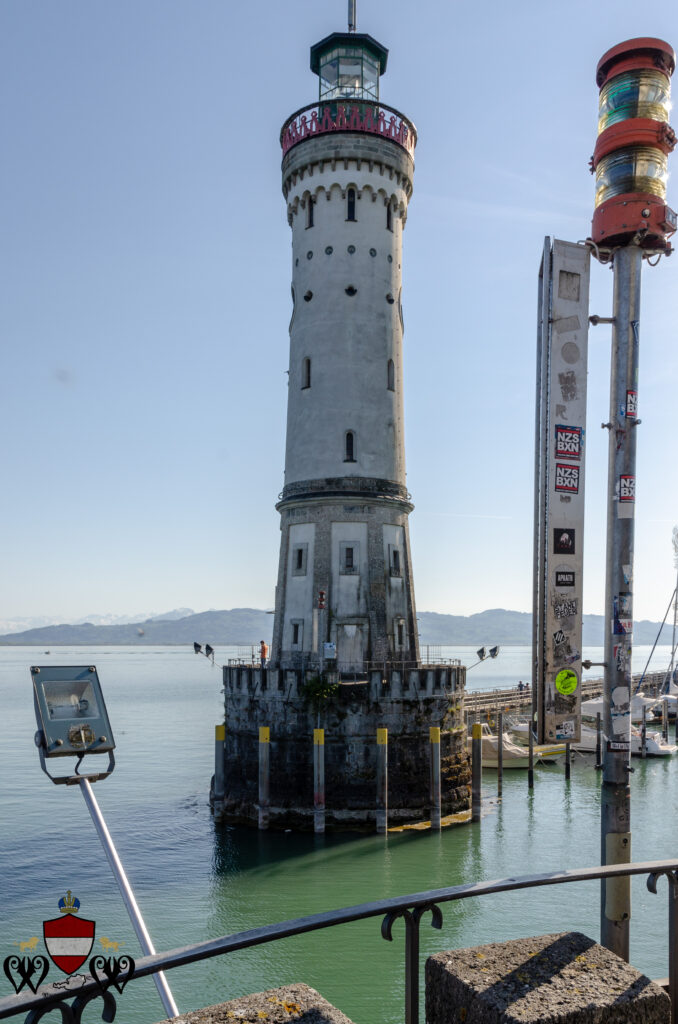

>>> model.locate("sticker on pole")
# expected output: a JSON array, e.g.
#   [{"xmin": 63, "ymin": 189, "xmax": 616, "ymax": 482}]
[{"xmin": 555, "ymin": 668, "xmax": 578, "ymax": 695}]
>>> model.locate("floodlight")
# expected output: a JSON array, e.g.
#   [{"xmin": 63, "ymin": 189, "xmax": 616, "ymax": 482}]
[{"xmin": 32, "ymin": 665, "xmax": 115, "ymax": 785}]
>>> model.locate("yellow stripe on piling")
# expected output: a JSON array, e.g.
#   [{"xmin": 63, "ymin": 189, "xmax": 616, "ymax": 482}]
[
  {"xmin": 314, "ymin": 728, "xmax": 324, "ymax": 746},
  {"xmin": 472, "ymin": 723, "xmax": 482, "ymax": 740},
  {"xmin": 377, "ymin": 728, "xmax": 388, "ymax": 745},
  {"xmin": 429, "ymin": 727, "xmax": 441, "ymax": 743},
  {"xmin": 259, "ymin": 727, "xmax": 270, "ymax": 743},
  {"xmin": 215, "ymin": 724, "xmax": 225, "ymax": 741}
]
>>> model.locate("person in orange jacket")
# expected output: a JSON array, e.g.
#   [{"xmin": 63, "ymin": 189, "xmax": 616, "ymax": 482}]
[{"xmin": 260, "ymin": 640, "xmax": 269, "ymax": 669}]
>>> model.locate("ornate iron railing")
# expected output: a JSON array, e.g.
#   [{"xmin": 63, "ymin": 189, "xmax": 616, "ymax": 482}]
[
  {"xmin": 2, "ymin": 860, "xmax": 678, "ymax": 1024},
  {"xmin": 280, "ymin": 100, "xmax": 417, "ymax": 157}
]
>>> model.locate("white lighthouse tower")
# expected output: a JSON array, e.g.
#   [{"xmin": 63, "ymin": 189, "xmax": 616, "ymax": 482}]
[{"xmin": 271, "ymin": 6, "xmax": 419, "ymax": 672}]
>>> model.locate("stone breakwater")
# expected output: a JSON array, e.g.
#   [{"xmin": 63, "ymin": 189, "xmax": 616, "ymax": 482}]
[{"xmin": 215, "ymin": 665, "xmax": 470, "ymax": 830}]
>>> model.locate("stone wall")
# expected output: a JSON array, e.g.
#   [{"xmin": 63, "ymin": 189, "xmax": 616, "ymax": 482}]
[{"xmin": 214, "ymin": 664, "xmax": 470, "ymax": 830}]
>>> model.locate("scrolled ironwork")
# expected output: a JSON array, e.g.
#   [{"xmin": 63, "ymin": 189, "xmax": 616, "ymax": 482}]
[
  {"xmin": 89, "ymin": 956, "xmax": 135, "ymax": 995},
  {"xmin": 2, "ymin": 959, "xmax": 49, "ymax": 997}
]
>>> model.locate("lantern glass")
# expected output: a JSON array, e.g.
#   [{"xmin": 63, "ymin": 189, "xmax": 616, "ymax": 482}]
[
  {"xmin": 598, "ymin": 70, "xmax": 672, "ymax": 134},
  {"xmin": 319, "ymin": 46, "xmax": 379, "ymax": 103},
  {"xmin": 595, "ymin": 146, "xmax": 668, "ymax": 207}
]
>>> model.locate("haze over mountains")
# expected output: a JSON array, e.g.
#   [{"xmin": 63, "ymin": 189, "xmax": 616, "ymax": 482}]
[{"xmin": 0, "ymin": 608, "xmax": 674, "ymax": 647}]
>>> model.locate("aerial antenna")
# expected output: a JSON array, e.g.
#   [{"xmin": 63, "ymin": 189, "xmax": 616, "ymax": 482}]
[{"xmin": 348, "ymin": 0, "xmax": 356, "ymax": 32}]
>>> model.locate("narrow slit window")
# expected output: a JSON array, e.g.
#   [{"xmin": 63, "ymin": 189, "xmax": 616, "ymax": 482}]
[
  {"xmin": 295, "ymin": 548, "xmax": 303, "ymax": 570},
  {"xmin": 302, "ymin": 357, "xmax": 311, "ymax": 389},
  {"xmin": 306, "ymin": 197, "xmax": 314, "ymax": 229},
  {"xmin": 292, "ymin": 623, "xmax": 300, "ymax": 644},
  {"xmin": 386, "ymin": 203, "xmax": 393, "ymax": 231},
  {"xmin": 347, "ymin": 188, "xmax": 356, "ymax": 222},
  {"xmin": 397, "ymin": 622, "xmax": 404, "ymax": 647},
  {"xmin": 344, "ymin": 431, "xmax": 356, "ymax": 462},
  {"xmin": 392, "ymin": 549, "xmax": 400, "ymax": 574},
  {"xmin": 387, "ymin": 359, "xmax": 395, "ymax": 391},
  {"xmin": 345, "ymin": 547, "xmax": 354, "ymax": 570}
]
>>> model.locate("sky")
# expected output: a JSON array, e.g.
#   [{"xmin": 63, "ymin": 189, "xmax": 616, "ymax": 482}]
[{"xmin": 3, "ymin": 0, "xmax": 678, "ymax": 627}]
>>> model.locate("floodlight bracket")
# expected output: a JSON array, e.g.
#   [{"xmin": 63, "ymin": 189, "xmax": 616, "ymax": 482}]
[{"xmin": 36, "ymin": 739, "xmax": 116, "ymax": 785}]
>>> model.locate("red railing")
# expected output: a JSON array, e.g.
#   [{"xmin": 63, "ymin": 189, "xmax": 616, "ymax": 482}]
[{"xmin": 280, "ymin": 101, "xmax": 417, "ymax": 157}]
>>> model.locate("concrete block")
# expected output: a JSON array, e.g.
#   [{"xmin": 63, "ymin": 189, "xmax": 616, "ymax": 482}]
[
  {"xmin": 155, "ymin": 982, "xmax": 355, "ymax": 1023},
  {"xmin": 426, "ymin": 932, "xmax": 670, "ymax": 1024}
]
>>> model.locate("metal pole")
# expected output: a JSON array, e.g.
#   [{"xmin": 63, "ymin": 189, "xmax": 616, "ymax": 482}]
[
  {"xmin": 78, "ymin": 779, "xmax": 179, "ymax": 1020},
  {"xmin": 430, "ymin": 727, "xmax": 441, "ymax": 830},
  {"xmin": 214, "ymin": 723, "xmax": 225, "ymax": 804},
  {"xmin": 601, "ymin": 243, "xmax": 642, "ymax": 960},
  {"xmin": 258, "ymin": 726, "xmax": 270, "ymax": 830},
  {"xmin": 565, "ymin": 742, "xmax": 571, "ymax": 782},
  {"xmin": 663, "ymin": 699, "xmax": 669, "ymax": 743},
  {"xmin": 471, "ymin": 723, "xmax": 482, "ymax": 822},
  {"xmin": 376, "ymin": 728, "xmax": 388, "ymax": 834},
  {"xmin": 669, "ymin": 873, "xmax": 678, "ymax": 1024},
  {"xmin": 641, "ymin": 706, "xmax": 647, "ymax": 759},
  {"xmin": 528, "ymin": 720, "xmax": 534, "ymax": 790},
  {"xmin": 497, "ymin": 711, "xmax": 503, "ymax": 798},
  {"xmin": 596, "ymin": 712, "xmax": 602, "ymax": 767},
  {"xmin": 313, "ymin": 728, "xmax": 325, "ymax": 834}
]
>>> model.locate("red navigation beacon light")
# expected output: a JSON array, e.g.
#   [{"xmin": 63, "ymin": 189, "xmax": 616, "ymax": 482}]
[{"xmin": 591, "ymin": 37, "xmax": 677, "ymax": 253}]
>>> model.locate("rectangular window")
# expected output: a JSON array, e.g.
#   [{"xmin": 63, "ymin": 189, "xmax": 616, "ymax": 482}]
[
  {"xmin": 340, "ymin": 541, "xmax": 359, "ymax": 574},
  {"xmin": 397, "ymin": 622, "xmax": 404, "ymax": 647},
  {"xmin": 389, "ymin": 545, "xmax": 401, "ymax": 577},
  {"xmin": 290, "ymin": 620, "xmax": 304, "ymax": 648},
  {"xmin": 291, "ymin": 544, "xmax": 308, "ymax": 577}
]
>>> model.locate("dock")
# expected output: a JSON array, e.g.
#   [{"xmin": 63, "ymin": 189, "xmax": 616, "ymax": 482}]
[{"xmin": 465, "ymin": 671, "xmax": 668, "ymax": 715}]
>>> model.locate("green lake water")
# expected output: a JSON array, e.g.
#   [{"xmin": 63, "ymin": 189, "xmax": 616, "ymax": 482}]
[{"xmin": 1, "ymin": 645, "xmax": 676, "ymax": 1023}]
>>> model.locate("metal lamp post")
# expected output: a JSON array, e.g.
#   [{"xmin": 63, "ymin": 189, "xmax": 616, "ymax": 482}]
[
  {"xmin": 31, "ymin": 664, "xmax": 180, "ymax": 1019},
  {"xmin": 589, "ymin": 38, "xmax": 676, "ymax": 959}
]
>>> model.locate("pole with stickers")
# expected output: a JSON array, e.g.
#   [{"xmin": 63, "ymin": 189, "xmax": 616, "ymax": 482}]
[{"xmin": 589, "ymin": 37, "xmax": 676, "ymax": 960}]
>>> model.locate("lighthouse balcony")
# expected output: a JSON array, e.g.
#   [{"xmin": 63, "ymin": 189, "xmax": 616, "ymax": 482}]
[{"xmin": 280, "ymin": 100, "xmax": 417, "ymax": 158}]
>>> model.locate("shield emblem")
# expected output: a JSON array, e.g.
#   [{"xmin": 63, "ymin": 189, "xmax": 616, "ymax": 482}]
[{"xmin": 43, "ymin": 914, "xmax": 95, "ymax": 975}]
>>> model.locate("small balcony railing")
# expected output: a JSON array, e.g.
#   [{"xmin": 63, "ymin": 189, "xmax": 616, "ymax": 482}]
[
  {"xmin": 280, "ymin": 100, "xmax": 417, "ymax": 158},
  {"xmin": 2, "ymin": 860, "xmax": 678, "ymax": 1024}
]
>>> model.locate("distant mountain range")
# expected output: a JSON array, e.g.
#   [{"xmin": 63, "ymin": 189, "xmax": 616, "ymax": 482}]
[{"xmin": 0, "ymin": 607, "xmax": 674, "ymax": 647}]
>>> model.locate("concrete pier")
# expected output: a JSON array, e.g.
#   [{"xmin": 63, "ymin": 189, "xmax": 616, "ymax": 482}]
[{"xmin": 426, "ymin": 932, "xmax": 670, "ymax": 1024}]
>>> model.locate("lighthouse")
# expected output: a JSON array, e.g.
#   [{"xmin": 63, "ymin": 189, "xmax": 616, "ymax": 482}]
[
  {"xmin": 216, "ymin": 6, "xmax": 470, "ymax": 832},
  {"xmin": 271, "ymin": 6, "xmax": 419, "ymax": 673}
]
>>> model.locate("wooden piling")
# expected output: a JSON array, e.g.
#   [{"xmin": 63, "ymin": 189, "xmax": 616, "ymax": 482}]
[
  {"xmin": 528, "ymin": 720, "xmax": 534, "ymax": 790},
  {"xmin": 258, "ymin": 726, "xmax": 270, "ymax": 830},
  {"xmin": 313, "ymin": 728, "xmax": 325, "ymax": 834},
  {"xmin": 641, "ymin": 706, "xmax": 647, "ymax": 758},
  {"xmin": 497, "ymin": 711, "xmax": 503, "ymax": 797},
  {"xmin": 596, "ymin": 712, "xmax": 602, "ymax": 766},
  {"xmin": 430, "ymin": 727, "xmax": 441, "ymax": 830},
  {"xmin": 214, "ymin": 724, "xmax": 225, "ymax": 803},
  {"xmin": 663, "ymin": 699, "xmax": 669, "ymax": 742},
  {"xmin": 565, "ymin": 742, "xmax": 571, "ymax": 781},
  {"xmin": 376, "ymin": 728, "xmax": 388, "ymax": 834},
  {"xmin": 471, "ymin": 723, "xmax": 482, "ymax": 822}
]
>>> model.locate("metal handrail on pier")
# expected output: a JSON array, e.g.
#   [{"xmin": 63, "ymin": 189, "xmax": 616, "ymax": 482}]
[
  {"xmin": 466, "ymin": 671, "xmax": 668, "ymax": 715},
  {"xmin": 3, "ymin": 859, "xmax": 678, "ymax": 1024}
]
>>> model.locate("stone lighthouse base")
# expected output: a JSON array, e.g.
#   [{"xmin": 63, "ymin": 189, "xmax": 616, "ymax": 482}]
[{"xmin": 212, "ymin": 664, "xmax": 470, "ymax": 831}]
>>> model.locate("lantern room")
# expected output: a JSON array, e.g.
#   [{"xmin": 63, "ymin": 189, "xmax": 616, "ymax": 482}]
[{"xmin": 310, "ymin": 32, "xmax": 388, "ymax": 104}]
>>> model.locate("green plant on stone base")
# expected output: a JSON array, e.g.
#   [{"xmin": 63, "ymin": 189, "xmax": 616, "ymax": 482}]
[{"xmin": 301, "ymin": 674, "xmax": 339, "ymax": 719}]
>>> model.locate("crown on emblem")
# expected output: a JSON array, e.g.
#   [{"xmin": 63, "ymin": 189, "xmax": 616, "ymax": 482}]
[{"xmin": 58, "ymin": 890, "xmax": 80, "ymax": 915}]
